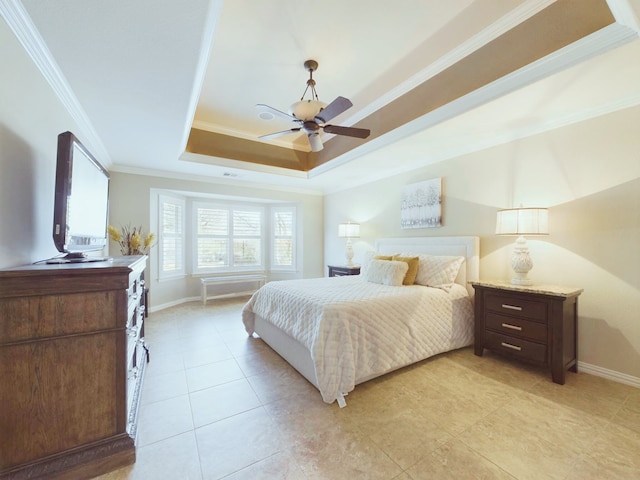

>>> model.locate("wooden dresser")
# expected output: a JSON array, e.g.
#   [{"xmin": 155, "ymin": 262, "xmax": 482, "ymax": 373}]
[
  {"xmin": 471, "ymin": 281, "xmax": 582, "ymax": 385},
  {"xmin": 0, "ymin": 256, "xmax": 148, "ymax": 480}
]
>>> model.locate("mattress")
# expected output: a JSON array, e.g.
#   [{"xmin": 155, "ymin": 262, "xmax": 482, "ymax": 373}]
[{"xmin": 242, "ymin": 275, "xmax": 474, "ymax": 405}]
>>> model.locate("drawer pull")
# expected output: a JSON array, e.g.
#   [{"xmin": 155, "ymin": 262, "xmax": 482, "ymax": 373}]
[
  {"xmin": 127, "ymin": 325, "xmax": 141, "ymax": 338},
  {"xmin": 501, "ymin": 342, "xmax": 522, "ymax": 351},
  {"xmin": 501, "ymin": 304, "xmax": 522, "ymax": 311},
  {"xmin": 501, "ymin": 323, "xmax": 522, "ymax": 331},
  {"xmin": 127, "ymin": 367, "xmax": 139, "ymax": 380}
]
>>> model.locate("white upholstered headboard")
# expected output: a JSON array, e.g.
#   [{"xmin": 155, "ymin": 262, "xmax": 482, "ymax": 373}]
[{"xmin": 374, "ymin": 236, "xmax": 480, "ymax": 297}]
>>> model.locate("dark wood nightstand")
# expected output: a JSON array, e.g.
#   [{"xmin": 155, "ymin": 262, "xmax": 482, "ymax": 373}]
[
  {"xmin": 328, "ymin": 265, "xmax": 361, "ymax": 277},
  {"xmin": 471, "ymin": 281, "xmax": 583, "ymax": 385}
]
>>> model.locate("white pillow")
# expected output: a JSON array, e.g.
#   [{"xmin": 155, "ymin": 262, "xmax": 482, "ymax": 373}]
[
  {"xmin": 359, "ymin": 250, "xmax": 376, "ymax": 277},
  {"xmin": 366, "ymin": 259, "xmax": 409, "ymax": 286},
  {"xmin": 359, "ymin": 251, "xmax": 395, "ymax": 277},
  {"xmin": 409, "ymin": 254, "xmax": 465, "ymax": 288}
]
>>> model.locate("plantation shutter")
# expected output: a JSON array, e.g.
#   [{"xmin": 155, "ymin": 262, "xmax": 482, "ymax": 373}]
[
  {"xmin": 272, "ymin": 207, "xmax": 295, "ymax": 269},
  {"xmin": 193, "ymin": 203, "xmax": 264, "ymax": 272},
  {"xmin": 159, "ymin": 195, "xmax": 185, "ymax": 276}
]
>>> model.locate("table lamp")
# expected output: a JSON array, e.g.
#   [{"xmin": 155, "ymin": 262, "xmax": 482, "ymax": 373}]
[
  {"xmin": 338, "ymin": 222, "xmax": 360, "ymax": 267},
  {"xmin": 496, "ymin": 208, "xmax": 548, "ymax": 285}
]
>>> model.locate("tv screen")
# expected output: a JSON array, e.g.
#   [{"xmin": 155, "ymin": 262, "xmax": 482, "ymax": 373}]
[{"xmin": 51, "ymin": 131, "xmax": 110, "ymax": 262}]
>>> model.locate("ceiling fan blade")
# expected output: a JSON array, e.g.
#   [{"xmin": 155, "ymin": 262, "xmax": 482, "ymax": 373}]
[
  {"xmin": 259, "ymin": 128, "xmax": 301, "ymax": 140},
  {"xmin": 314, "ymin": 96, "xmax": 353, "ymax": 124},
  {"xmin": 256, "ymin": 104, "xmax": 297, "ymax": 122},
  {"xmin": 323, "ymin": 124, "xmax": 370, "ymax": 139},
  {"xmin": 308, "ymin": 133, "xmax": 323, "ymax": 152}
]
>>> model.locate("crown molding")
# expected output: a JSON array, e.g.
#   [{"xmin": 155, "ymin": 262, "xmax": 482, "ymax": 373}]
[
  {"xmin": 179, "ymin": 152, "xmax": 310, "ymax": 179},
  {"xmin": 111, "ymin": 160, "xmax": 323, "ymax": 196},
  {"xmin": 191, "ymin": 119, "xmax": 313, "ymax": 152},
  {"xmin": 179, "ymin": 0, "xmax": 224, "ymax": 152},
  {"xmin": 607, "ymin": 0, "xmax": 640, "ymax": 33},
  {"xmin": 387, "ymin": 23, "xmax": 637, "ymax": 150},
  {"xmin": 314, "ymin": 22, "xmax": 640, "ymax": 186},
  {"xmin": 342, "ymin": 0, "xmax": 556, "ymax": 127},
  {"xmin": 0, "ymin": 0, "xmax": 111, "ymax": 165}
]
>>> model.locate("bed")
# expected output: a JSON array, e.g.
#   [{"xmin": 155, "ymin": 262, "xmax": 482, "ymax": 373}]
[{"xmin": 242, "ymin": 236, "xmax": 479, "ymax": 407}]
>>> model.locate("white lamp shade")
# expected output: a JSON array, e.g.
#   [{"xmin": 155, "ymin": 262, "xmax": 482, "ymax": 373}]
[
  {"xmin": 495, "ymin": 208, "xmax": 549, "ymax": 236},
  {"xmin": 289, "ymin": 99, "xmax": 327, "ymax": 120},
  {"xmin": 338, "ymin": 222, "xmax": 360, "ymax": 238}
]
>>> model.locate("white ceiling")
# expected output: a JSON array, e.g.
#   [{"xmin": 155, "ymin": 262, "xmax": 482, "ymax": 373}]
[{"xmin": 11, "ymin": 0, "xmax": 640, "ymax": 194}]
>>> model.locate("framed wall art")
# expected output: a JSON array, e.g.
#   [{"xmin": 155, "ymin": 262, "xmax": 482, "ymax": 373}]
[{"xmin": 400, "ymin": 178, "xmax": 442, "ymax": 229}]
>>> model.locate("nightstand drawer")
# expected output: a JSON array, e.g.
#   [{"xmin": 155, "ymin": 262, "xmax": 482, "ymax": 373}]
[
  {"xmin": 328, "ymin": 265, "xmax": 361, "ymax": 277},
  {"xmin": 485, "ymin": 293, "xmax": 547, "ymax": 322},
  {"xmin": 485, "ymin": 312, "xmax": 547, "ymax": 342},
  {"xmin": 484, "ymin": 330, "xmax": 547, "ymax": 363}
]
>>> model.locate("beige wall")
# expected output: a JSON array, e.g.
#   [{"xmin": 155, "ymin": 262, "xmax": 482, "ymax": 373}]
[
  {"xmin": 0, "ymin": 17, "xmax": 87, "ymax": 267},
  {"xmin": 325, "ymin": 105, "xmax": 640, "ymax": 379},
  {"xmin": 108, "ymin": 172, "xmax": 324, "ymax": 309}
]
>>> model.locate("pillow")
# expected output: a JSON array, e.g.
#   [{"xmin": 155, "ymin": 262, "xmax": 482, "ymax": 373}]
[
  {"xmin": 366, "ymin": 259, "xmax": 409, "ymax": 286},
  {"xmin": 411, "ymin": 254, "xmax": 465, "ymax": 289},
  {"xmin": 359, "ymin": 251, "xmax": 375, "ymax": 277},
  {"xmin": 360, "ymin": 252, "xmax": 396, "ymax": 277},
  {"xmin": 392, "ymin": 255, "xmax": 419, "ymax": 285}
]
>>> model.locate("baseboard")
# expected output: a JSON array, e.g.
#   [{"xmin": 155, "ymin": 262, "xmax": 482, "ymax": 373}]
[
  {"xmin": 578, "ymin": 361, "xmax": 640, "ymax": 388},
  {"xmin": 148, "ymin": 296, "xmax": 200, "ymax": 313},
  {"xmin": 148, "ymin": 294, "xmax": 252, "ymax": 313}
]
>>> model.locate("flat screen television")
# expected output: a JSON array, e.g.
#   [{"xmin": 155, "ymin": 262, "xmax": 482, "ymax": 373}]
[{"xmin": 50, "ymin": 131, "xmax": 110, "ymax": 262}]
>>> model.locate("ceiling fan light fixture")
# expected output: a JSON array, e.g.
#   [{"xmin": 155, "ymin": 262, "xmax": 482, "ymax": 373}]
[
  {"xmin": 308, "ymin": 133, "xmax": 323, "ymax": 152},
  {"xmin": 289, "ymin": 99, "xmax": 326, "ymax": 121},
  {"xmin": 257, "ymin": 59, "xmax": 370, "ymax": 151}
]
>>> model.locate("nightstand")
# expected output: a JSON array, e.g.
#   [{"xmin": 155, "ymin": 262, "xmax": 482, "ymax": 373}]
[
  {"xmin": 328, "ymin": 265, "xmax": 361, "ymax": 277},
  {"xmin": 471, "ymin": 281, "xmax": 583, "ymax": 385}
]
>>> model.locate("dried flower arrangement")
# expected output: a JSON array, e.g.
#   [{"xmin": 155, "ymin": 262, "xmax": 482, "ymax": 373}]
[{"xmin": 108, "ymin": 224, "xmax": 155, "ymax": 256}]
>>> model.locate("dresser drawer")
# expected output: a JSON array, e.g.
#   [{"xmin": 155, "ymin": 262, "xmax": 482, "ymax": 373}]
[
  {"xmin": 485, "ymin": 293, "xmax": 547, "ymax": 322},
  {"xmin": 485, "ymin": 312, "xmax": 547, "ymax": 342},
  {"xmin": 484, "ymin": 330, "xmax": 547, "ymax": 363}
]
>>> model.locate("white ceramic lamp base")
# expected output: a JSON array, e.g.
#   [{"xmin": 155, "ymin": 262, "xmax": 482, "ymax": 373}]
[
  {"xmin": 345, "ymin": 238, "xmax": 354, "ymax": 267},
  {"xmin": 510, "ymin": 236, "xmax": 534, "ymax": 286}
]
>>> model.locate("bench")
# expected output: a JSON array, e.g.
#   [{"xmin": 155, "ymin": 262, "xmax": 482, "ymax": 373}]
[{"xmin": 200, "ymin": 274, "xmax": 266, "ymax": 305}]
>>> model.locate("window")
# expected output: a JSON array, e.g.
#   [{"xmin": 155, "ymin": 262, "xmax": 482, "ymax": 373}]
[
  {"xmin": 272, "ymin": 206, "xmax": 296, "ymax": 270},
  {"xmin": 194, "ymin": 202, "xmax": 264, "ymax": 273},
  {"xmin": 159, "ymin": 194, "xmax": 185, "ymax": 278}
]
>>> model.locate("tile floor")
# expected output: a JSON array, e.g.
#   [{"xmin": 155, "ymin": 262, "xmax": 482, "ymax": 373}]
[{"xmin": 97, "ymin": 298, "xmax": 640, "ymax": 480}]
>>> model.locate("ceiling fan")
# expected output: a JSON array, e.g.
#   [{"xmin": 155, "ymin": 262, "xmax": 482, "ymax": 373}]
[{"xmin": 256, "ymin": 59, "xmax": 370, "ymax": 152}]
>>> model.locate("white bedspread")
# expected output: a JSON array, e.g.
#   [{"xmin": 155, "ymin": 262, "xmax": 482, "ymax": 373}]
[{"xmin": 242, "ymin": 276, "xmax": 474, "ymax": 404}]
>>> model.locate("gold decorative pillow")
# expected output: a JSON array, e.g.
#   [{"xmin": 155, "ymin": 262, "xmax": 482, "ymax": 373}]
[
  {"xmin": 392, "ymin": 255, "xmax": 420, "ymax": 285},
  {"xmin": 373, "ymin": 255, "xmax": 394, "ymax": 261}
]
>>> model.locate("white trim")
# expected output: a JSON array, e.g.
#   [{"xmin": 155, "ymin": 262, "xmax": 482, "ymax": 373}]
[
  {"xmin": 179, "ymin": 0, "xmax": 224, "ymax": 152},
  {"xmin": 0, "ymin": 0, "xmax": 111, "ymax": 166},
  {"xmin": 148, "ymin": 296, "xmax": 199, "ymax": 313},
  {"xmin": 179, "ymin": 152, "xmax": 310, "ymax": 179},
  {"xmin": 578, "ymin": 361, "xmax": 640, "ymax": 388},
  {"xmin": 607, "ymin": 0, "xmax": 640, "ymax": 33},
  {"xmin": 312, "ymin": 22, "xmax": 639, "ymax": 182},
  {"xmin": 342, "ymin": 0, "xmax": 556, "ymax": 128},
  {"xmin": 191, "ymin": 119, "xmax": 309, "ymax": 152}
]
